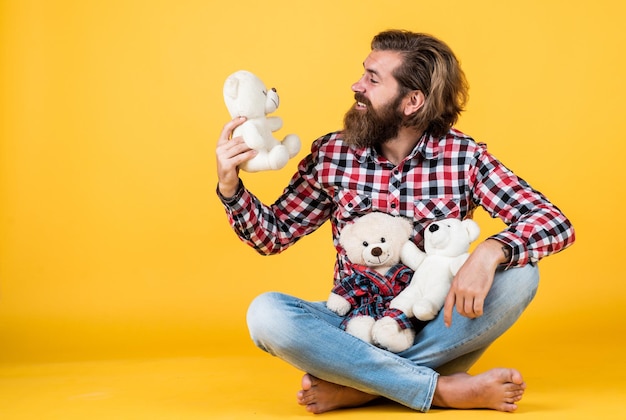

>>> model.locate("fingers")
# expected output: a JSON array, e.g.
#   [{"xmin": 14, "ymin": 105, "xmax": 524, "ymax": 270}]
[
  {"xmin": 216, "ymin": 117, "xmax": 256, "ymax": 167},
  {"xmin": 217, "ymin": 136, "xmax": 253, "ymax": 159},
  {"xmin": 218, "ymin": 116, "xmax": 247, "ymax": 146},
  {"xmin": 470, "ymin": 296, "xmax": 484, "ymax": 317},
  {"xmin": 443, "ymin": 289, "xmax": 455, "ymax": 327},
  {"xmin": 456, "ymin": 295, "xmax": 484, "ymax": 319},
  {"xmin": 443, "ymin": 287, "xmax": 486, "ymax": 328}
]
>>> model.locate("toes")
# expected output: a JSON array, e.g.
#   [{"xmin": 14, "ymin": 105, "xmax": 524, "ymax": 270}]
[
  {"xmin": 503, "ymin": 393, "xmax": 523, "ymax": 404},
  {"xmin": 301, "ymin": 373, "xmax": 314, "ymax": 390},
  {"xmin": 500, "ymin": 402, "xmax": 519, "ymax": 412},
  {"xmin": 305, "ymin": 403, "xmax": 322, "ymax": 414},
  {"xmin": 508, "ymin": 369, "xmax": 525, "ymax": 385},
  {"xmin": 296, "ymin": 390, "xmax": 306, "ymax": 405},
  {"xmin": 297, "ymin": 388, "xmax": 319, "ymax": 406}
]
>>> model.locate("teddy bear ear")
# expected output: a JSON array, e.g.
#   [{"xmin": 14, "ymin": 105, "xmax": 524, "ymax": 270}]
[
  {"xmin": 462, "ymin": 219, "xmax": 481, "ymax": 242},
  {"xmin": 400, "ymin": 217, "xmax": 414, "ymax": 238},
  {"xmin": 339, "ymin": 223, "xmax": 354, "ymax": 248},
  {"xmin": 223, "ymin": 75, "xmax": 239, "ymax": 99}
]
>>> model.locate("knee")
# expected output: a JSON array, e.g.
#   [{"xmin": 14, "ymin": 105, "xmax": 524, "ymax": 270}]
[
  {"xmin": 246, "ymin": 292, "xmax": 278, "ymax": 340},
  {"xmin": 513, "ymin": 264, "xmax": 539, "ymax": 301},
  {"xmin": 491, "ymin": 264, "xmax": 540, "ymax": 309},
  {"xmin": 246, "ymin": 292, "xmax": 292, "ymax": 352}
]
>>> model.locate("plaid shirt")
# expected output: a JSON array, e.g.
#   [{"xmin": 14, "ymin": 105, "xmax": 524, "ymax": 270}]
[
  {"xmin": 219, "ymin": 128, "xmax": 575, "ymax": 283},
  {"xmin": 332, "ymin": 264, "xmax": 415, "ymax": 330}
]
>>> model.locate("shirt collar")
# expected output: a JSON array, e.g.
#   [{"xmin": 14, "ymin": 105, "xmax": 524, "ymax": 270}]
[
  {"xmin": 416, "ymin": 131, "xmax": 441, "ymax": 160},
  {"xmin": 350, "ymin": 131, "xmax": 441, "ymax": 164}
]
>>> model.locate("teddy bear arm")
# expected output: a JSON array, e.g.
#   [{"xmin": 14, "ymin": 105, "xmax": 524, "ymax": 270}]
[
  {"xmin": 400, "ymin": 241, "xmax": 426, "ymax": 271},
  {"xmin": 326, "ymin": 292, "xmax": 352, "ymax": 316},
  {"xmin": 389, "ymin": 283, "xmax": 420, "ymax": 316},
  {"xmin": 266, "ymin": 116, "xmax": 283, "ymax": 132}
]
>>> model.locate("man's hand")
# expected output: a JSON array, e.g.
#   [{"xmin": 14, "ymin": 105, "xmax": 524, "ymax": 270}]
[
  {"xmin": 216, "ymin": 117, "xmax": 256, "ymax": 198},
  {"xmin": 443, "ymin": 239, "xmax": 508, "ymax": 327}
]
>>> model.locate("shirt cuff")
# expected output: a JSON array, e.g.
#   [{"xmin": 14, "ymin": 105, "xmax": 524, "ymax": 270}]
[
  {"xmin": 488, "ymin": 232, "xmax": 528, "ymax": 269},
  {"xmin": 216, "ymin": 179, "xmax": 244, "ymax": 206}
]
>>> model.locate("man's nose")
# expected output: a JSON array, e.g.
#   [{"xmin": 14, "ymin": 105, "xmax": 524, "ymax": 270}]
[{"xmin": 351, "ymin": 76, "xmax": 365, "ymax": 93}]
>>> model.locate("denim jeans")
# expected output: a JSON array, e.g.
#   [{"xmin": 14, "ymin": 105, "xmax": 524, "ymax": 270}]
[{"xmin": 246, "ymin": 264, "xmax": 539, "ymax": 412}]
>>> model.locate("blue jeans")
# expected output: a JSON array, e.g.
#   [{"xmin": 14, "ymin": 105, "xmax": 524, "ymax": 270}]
[{"xmin": 246, "ymin": 264, "xmax": 539, "ymax": 412}]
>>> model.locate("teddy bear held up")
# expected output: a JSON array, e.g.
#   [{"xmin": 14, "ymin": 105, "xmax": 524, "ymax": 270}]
[{"xmin": 223, "ymin": 70, "xmax": 301, "ymax": 172}]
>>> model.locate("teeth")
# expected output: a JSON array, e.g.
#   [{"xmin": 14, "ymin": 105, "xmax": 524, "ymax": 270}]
[{"xmin": 357, "ymin": 102, "xmax": 366, "ymax": 107}]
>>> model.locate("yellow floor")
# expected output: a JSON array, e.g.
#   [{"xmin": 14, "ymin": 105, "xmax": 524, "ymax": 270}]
[
  {"xmin": 1, "ymin": 337, "xmax": 625, "ymax": 420},
  {"xmin": 1, "ymin": 306, "xmax": 624, "ymax": 419}
]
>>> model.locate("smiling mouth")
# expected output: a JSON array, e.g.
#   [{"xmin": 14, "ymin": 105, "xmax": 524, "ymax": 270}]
[
  {"xmin": 354, "ymin": 94, "xmax": 369, "ymax": 110},
  {"xmin": 367, "ymin": 254, "xmax": 389, "ymax": 266}
]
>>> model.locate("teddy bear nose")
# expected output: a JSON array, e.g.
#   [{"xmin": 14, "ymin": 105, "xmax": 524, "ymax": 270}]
[
  {"xmin": 371, "ymin": 247, "xmax": 383, "ymax": 257},
  {"xmin": 429, "ymin": 224, "xmax": 439, "ymax": 233}
]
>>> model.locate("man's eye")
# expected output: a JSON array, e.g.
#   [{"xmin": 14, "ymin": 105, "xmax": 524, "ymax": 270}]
[{"xmin": 370, "ymin": 78, "xmax": 378, "ymax": 84}]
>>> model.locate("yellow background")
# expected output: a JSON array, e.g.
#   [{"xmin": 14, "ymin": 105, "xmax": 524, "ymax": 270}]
[{"xmin": 1, "ymin": 0, "xmax": 624, "ymax": 376}]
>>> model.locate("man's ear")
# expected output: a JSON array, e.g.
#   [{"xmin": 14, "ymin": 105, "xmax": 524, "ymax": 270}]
[{"xmin": 403, "ymin": 90, "xmax": 425, "ymax": 116}]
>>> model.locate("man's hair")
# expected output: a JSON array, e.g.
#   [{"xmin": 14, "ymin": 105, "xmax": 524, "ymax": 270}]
[{"xmin": 371, "ymin": 30, "xmax": 468, "ymax": 137}]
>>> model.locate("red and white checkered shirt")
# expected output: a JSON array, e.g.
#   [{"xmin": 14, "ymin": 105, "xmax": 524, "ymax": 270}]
[{"xmin": 219, "ymin": 128, "xmax": 575, "ymax": 283}]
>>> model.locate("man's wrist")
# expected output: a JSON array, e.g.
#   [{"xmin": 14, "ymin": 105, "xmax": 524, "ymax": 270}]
[
  {"xmin": 217, "ymin": 179, "xmax": 243, "ymax": 203},
  {"xmin": 501, "ymin": 244, "xmax": 512, "ymax": 262},
  {"xmin": 480, "ymin": 239, "xmax": 510, "ymax": 267}
]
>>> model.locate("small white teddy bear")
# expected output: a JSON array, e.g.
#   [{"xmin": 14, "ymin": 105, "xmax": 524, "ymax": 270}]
[
  {"xmin": 392, "ymin": 218, "xmax": 480, "ymax": 321},
  {"xmin": 223, "ymin": 70, "xmax": 301, "ymax": 172},
  {"xmin": 326, "ymin": 212, "xmax": 420, "ymax": 353}
]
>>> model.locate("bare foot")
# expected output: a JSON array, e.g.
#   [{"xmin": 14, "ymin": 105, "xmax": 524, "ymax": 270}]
[
  {"xmin": 296, "ymin": 374, "xmax": 378, "ymax": 414},
  {"xmin": 432, "ymin": 368, "xmax": 526, "ymax": 412}
]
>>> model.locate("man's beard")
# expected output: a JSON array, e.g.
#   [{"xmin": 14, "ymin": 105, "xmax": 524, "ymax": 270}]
[{"xmin": 342, "ymin": 93, "xmax": 405, "ymax": 148}]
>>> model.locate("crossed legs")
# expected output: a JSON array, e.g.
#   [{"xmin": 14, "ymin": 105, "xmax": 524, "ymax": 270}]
[{"xmin": 247, "ymin": 264, "xmax": 539, "ymax": 413}]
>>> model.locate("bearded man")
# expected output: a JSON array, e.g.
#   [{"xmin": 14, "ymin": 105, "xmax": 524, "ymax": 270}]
[{"xmin": 216, "ymin": 30, "xmax": 575, "ymax": 414}]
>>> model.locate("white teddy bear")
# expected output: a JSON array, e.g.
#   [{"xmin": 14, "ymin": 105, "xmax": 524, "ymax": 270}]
[
  {"xmin": 223, "ymin": 70, "xmax": 301, "ymax": 172},
  {"xmin": 372, "ymin": 218, "xmax": 480, "ymax": 352},
  {"xmin": 395, "ymin": 218, "xmax": 480, "ymax": 320},
  {"xmin": 326, "ymin": 212, "xmax": 420, "ymax": 353}
]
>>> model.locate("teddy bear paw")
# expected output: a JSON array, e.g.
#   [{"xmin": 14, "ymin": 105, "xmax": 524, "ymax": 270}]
[
  {"xmin": 326, "ymin": 293, "xmax": 351, "ymax": 316},
  {"xmin": 413, "ymin": 300, "xmax": 439, "ymax": 321},
  {"xmin": 282, "ymin": 134, "xmax": 301, "ymax": 158},
  {"xmin": 345, "ymin": 316, "xmax": 376, "ymax": 344},
  {"xmin": 372, "ymin": 316, "xmax": 415, "ymax": 353}
]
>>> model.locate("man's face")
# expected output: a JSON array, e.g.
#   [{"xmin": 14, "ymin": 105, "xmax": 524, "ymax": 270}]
[{"xmin": 343, "ymin": 50, "xmax": 407, "ymax": 148}]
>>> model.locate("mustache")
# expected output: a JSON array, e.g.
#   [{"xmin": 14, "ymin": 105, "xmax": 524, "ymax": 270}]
[{"xmin": 354, "ymin": 93, "xmax": 371, "ymax": 107}]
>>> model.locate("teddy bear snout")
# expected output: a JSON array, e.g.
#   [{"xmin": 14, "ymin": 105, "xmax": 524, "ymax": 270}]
[
  {"xmin": 429, "ymin": 224, "xmax": 440, "ymax": 233},
  {"xmin": 265, "ymin": 88, "xmax": 280, "ymax": 112},
  {"xmin": 371, "ymin": 247, "xmax": 383, "ymax": 257}
]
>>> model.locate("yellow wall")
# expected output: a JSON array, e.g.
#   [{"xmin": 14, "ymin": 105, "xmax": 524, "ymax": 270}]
[{"xmin": 1, "ymin": 0, "xmax": 624, "ymax": 363}]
